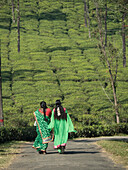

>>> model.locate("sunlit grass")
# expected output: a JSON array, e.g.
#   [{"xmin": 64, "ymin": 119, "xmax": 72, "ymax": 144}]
[
  {"xmin": 97, "ymin": 140, "xmax": 128, "ymax": 167},
  {"xmin": 0, "ymin": 141, "xmax": 25, "ymax": 169}
]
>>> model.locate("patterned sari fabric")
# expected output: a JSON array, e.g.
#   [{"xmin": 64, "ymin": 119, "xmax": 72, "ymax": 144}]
[
  {"xmin": 32, "ymin": 109, "xmax": 53, "ymax": 151},
  {"xmin": 48, "ymin": 108, "xmax": 76, "ymax": 152}
]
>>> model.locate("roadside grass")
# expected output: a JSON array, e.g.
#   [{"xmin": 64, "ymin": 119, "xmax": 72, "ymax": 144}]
[
  {"xmin": 0, "ymin": 141, "xmax": 25, "ymax": 169},
  {"xmin": 97, "ymin": 140, "xmax": 128, "ymax": 168}
]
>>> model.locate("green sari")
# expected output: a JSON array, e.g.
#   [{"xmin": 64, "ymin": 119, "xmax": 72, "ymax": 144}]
[
  {"xmin": 48, "ymin": 108, "xmax": 76, "ymax": 151},
  {"xmin": 32, "ymin": 109, "xmax": 53, "ymax": 151}
]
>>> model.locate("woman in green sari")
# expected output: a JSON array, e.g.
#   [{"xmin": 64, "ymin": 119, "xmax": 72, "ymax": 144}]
[
  {"xmin": 48, "ymin": 100, "xmax": 76, "ymax": 154},
  {"xmin": 32, "ymin": 101, "xmax": 53, "ymax": 154}
]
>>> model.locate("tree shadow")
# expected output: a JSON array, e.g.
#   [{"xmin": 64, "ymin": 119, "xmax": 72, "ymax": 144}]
[
  {"xmin": 73, "ymin": 137, "xmax": 128, "ymax": 143},
  {"xmin": 97, "ymin": 106, "xmax": 111, "ymax": 112},
  {"xmin": 0, "ymin": 152, "xmax": 22, "ymax": 155},
  {"xmin": 120, "ymin": 98, "xmax": 128, "ymax": 104},
  {"xmin": 1, "ymin": 69, "xmax": 45, "ymax": 82},
  {"xmin": 0, "ymin": 24, "xmax": 27, "ymax": 33},
  {"xmin": 0, "ymin": 150, "xmax": 5, "ymax": 152},
  {"xmin": 106, "ymin": 138, "xmax": 128, "ymax": 142},
  {"xmin": 43, "ymin": 46, "xmax": 71, "ymax": 53},
  {"xmin": 40, "ymin": 9, "xmax": 67, "ymax": 21},
  {"xmin": 107, "ymin": 27, "xmax": 121, "ymax": 35},
  {"xmin": 0, "ymin": 24, "xmax": 10, "ymax": 30},
  {"xmin": 73, "ymin": 139, "xmax": 98, "ymax": 143},
  {"xmin": 22, "ymin": 9, "xmax": 67, "ymax": 21},
  {"xmin": 1, "ymin": 71, "xmax": 11, "ymax": 82},
  {"xmin": 0, "ymin": 17, "xmax": 10, "ymax": 22},
  {"xmin": 78, "ymin": 46, "xmax": 97, "ymax": 51},
  {"xmin": 2, "ymin": 96, "xmax": 11, "ymax": 99}
]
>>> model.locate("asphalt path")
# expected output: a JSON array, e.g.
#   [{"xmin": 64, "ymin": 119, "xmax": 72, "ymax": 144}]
[{"xmin": 7, "ymin": 136, "xmax": 128, "ymax": 170}]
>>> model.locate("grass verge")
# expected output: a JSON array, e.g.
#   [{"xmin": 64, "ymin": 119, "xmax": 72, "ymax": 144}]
[
  {"xmin": 96, "ymin": 140, "xmax": 128, "ymax": 169},
  {"xmin": 0, "ymin": 141, "xmax": 25, "ymax": 169}
]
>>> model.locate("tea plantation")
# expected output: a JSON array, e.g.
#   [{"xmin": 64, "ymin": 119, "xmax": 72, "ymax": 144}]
[{"xmin": 0, "ymin": 0, "xmax": 128, "ymax": 138}]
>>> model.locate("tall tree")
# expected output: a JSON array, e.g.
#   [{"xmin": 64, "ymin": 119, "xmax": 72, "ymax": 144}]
[
  {"xmin": 120, "ymin": 1, "xmax": 127, "ymax": 67},
  {"xmin": 94, "ymin": 0, "xmax": 120, "ymax": 124},
  {"xmin": 122, "ymin": 12, "xmax": 126, "ymax": 67},
  {"xmin": 86, "ymin": 0, "xmax": 91, "ymax": 38},
  {"xmin": 11, "ymin": 0, "xmax": 15, "ymax": 23},
  {"xmin": 104, "ymin": 0, "xmax": 107, "ymax": 46},
  {"xmin": 0, "ymin": 42, "xmax": 4, "ymax": 126},
  {"xmin": 84, "ymin": 0, "xmax": 88, "ymax": 27},
  {"xmin": 116, "ymin": 0, "xmax": 127, "ymax": 67},
  {"xmin": 17, "ymin": 0, "xmax": 20, "ymax": 52},
  {"xmin": 110, "ymin": 0, "xmax": 128, "ymax": 67}
]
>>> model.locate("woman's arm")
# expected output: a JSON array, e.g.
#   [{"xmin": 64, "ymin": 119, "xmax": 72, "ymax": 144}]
[
  {"xmin": 67, "ymin": 111, "xmax": 77, "ymax": 133},
  {"xmin": 48, "ymin": 110, "xmax": 55, "ymax": 129}
]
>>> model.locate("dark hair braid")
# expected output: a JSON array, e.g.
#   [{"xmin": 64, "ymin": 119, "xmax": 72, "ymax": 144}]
[
  {"xmin": 40, "ymin": 101, "xmax": 48, "ymax": 121},
  {"xmin": 54, "ymin": 100, "xmax": 67, "ymax": 121}
]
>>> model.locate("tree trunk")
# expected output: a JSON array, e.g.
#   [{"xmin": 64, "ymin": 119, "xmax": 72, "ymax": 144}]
[
  {"xmin": 122, "ymin": 13, "xmax": 126, "ymax": 67},
  {"xmin": 11, "ymin": 0, "xmax": 15, "ymax": 23},
  {"xmin": 109, "ymin": 66, "xmax": 119, "ymax": 124},
  {"xmin": 17, "ymin": 0, "xmax": 20, "ymax": 52},
  {"xmin": 86, "ymin": 0, "xmax": 91, "ymax": 38},
  {"xmin": 0, "ymin": 43, "xmax": 4, "ymax": 126},
  {"xmin": 95, "ymin": 1, "xmax": 119, "ymax": 124},
  {"xmin": 84, "ymin": 0, "xmax": 88, "ymax": 27},
  {"xmin": 104, "ymin": 1, "xmax": 107, "ymax": 46}
]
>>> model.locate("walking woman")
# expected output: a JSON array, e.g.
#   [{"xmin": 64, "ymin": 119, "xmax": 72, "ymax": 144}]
[
  {"xmin": 48, "ymin": 100, "xmax": 76, "ymax": 154},
  {"xmin": 32, "ymin": 101, "xmax": 53, "ymax": 154}
]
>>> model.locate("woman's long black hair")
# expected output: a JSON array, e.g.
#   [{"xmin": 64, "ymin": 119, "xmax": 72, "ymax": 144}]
[
  {"xmin": 40, "ymin": 101, "xmax": 48, "ymax": 121},
  {"xmin": 54, "ymin": 100, "xmax": 67, "ymax": 121}
]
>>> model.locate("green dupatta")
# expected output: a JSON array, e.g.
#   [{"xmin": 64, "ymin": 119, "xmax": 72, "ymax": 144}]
[{"xmin": 34, "ymin": 110, "xmax": 53, "ymax": 144}]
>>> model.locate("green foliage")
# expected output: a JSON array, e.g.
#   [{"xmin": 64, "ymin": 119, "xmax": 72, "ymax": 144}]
[
  {"xmin": 0, "ymin": 123, "xmax": 127, "ymax": 143},
  {"xmin": 0, "ymin": 126, "xmax": 36, "ymax": 143},
  {"xmin": 0, "ymin": 0, "xmax": 128, "ymax": 131},
  {"xmin": 74, "ymin": 123, "xmax": 128, "ymax": 138},
  {"xmin": 77, "ymin": 114, "xmax": 102, "ymax": 126}
]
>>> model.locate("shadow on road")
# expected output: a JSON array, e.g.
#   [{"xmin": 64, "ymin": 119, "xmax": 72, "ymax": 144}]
[
  {"xmin": 64, "ymin": 151, "xmax": 99, "ymax": 154},
  {"xmin": 73, "ymin": 136, "xmax": 128, "ymax": 143}
]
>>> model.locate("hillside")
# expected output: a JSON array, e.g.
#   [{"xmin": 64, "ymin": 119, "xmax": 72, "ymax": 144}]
[{"xmin": 0, "ymin": 0, "xmax": 128, "ymax": 128}]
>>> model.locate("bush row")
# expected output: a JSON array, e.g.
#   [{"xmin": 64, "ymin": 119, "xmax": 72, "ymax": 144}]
[
  {"xmin": 0, "ymin": 123, "xmax": 128, "ymax": 143},
  {"xmin": 0, "ymin": 126, "xmax": 36, "ymax": 143},
  {"xmin": 1, "ymin": 0, "xmax": 128, "ymax": 127},
  {"xmin": 71, "ymin": 123, "xmax": 128, "ymax": 138}
]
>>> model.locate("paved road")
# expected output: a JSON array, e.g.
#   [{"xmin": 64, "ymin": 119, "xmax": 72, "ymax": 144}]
[{"xmin": 7, "ymin": 137, "xmax": 128, "ymax": 170}]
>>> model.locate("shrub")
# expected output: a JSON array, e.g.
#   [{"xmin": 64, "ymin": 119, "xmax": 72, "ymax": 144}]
[
  {"xmin": 72, "ymin": 123, "xmax": 128, "ymax": 138},
  {"xmin": 0, "ymin": 123, "xmax": 128, "ymax": 143},
  {"xmin": 0, "ymin": 126, "xmax": 36, "ymax": 143}
]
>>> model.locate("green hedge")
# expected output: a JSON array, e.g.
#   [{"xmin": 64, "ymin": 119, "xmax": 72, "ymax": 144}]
[
  {"xmin": 0, "ymin": 123, "xmax": 128, "ymax": 143},
  {"xmin": 0, "ymin": 126, "xmax": 36, "ymax": 143},
  {"xmin": 73, "ymin": 123, "xmax": 128, "ymax": 138}
]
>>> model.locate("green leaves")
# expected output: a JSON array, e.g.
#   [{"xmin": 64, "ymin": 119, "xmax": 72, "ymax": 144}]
[{"xmin": 0, "ymin": 0, "xmax": 128, "ymax": 128}]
